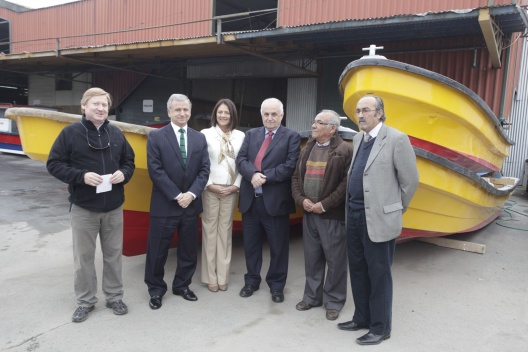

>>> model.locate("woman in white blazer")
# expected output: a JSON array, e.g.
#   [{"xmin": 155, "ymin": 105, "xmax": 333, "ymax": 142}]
[{"xmin": 201, "ymin": 99, "xmax": 245, "ymax": 292}]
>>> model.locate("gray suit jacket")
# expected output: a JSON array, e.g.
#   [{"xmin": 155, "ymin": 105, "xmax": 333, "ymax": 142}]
[{"xmin": 347, "ymin": 124, "xmax": 419, "ymax": 242}]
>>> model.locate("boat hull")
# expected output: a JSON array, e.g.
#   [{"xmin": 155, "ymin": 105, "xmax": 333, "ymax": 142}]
[
  {"xmin": 6, "ymin": 108, "xmax": 303, "ymax": 256},
  {"xmin": 339, "ymin": 58, "xmax": 517, "ymax": 239},
  {"xmin": 339, "ymin": 59, "xmax": 512, "ymax": 173},
  {"xmin": 0, "ymin": 132, "xmax": 24, "ymax": 155}
]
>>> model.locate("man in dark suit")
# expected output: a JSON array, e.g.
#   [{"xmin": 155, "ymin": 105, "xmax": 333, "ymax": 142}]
[
  {"xmin": 236, "ymin": 97, "xmax": 301, "ymax": 303},
  {"xmin": 338, "ymin": 95, "xmax": 418, "ymax": 345},
  {"xmin": 144, "ymin": 94, "xmax": 210, "ymax": 310}
]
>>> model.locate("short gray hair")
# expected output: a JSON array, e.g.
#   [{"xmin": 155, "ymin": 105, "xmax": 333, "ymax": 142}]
[
  {"xmin": 260, "ymin": 98, "xmax": 284, "ymax": 114},
  {"xmin": 167, "ymin": 94, "xmax": 192, "ymax": 110},
  {"xmin": 320, "ymin": 109, "xmax": 341, "ymax": 129}
]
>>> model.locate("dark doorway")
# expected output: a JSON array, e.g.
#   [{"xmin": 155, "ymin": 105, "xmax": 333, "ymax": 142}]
[{"xmin": 213, "ymin": 0, "xmax": 278, "ymax": 33}]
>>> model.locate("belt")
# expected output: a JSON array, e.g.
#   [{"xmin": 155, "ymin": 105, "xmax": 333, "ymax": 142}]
[{"xmin": 254, "ymin": 193, "xmax": 263, "ymax": 198}]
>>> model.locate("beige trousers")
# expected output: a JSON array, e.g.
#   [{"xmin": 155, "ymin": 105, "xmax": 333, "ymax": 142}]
[
  {"xmin": 200, "ymin": 189, "xmax": 237, "ymax": 285},
  {"xmin": 71, "ymin": 204, "xmax": 124, "ymax": 307}
]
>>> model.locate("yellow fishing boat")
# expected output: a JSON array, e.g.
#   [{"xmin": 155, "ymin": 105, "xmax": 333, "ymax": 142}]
[
  {"xmin": 5, "ymin": 108, "xmax": 303, "ymax": 255},
  {"xmin": 339, "ymin": 55, "xmax": 519, "ymax": 239}
]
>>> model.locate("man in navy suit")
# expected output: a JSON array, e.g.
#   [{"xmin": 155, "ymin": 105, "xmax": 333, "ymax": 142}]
[
  {"xmin": 236, "ymin": 98, "xmax": 301, "ymax": 303},
  {"xmin": 144, "ymin": 94, "xmax": 210, "ymax": 310}
]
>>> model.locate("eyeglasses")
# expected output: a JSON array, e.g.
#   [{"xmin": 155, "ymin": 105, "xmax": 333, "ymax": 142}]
[
  {"xmin": 354, "ymin": 108, "xmax": 379, "ymax": 116},
  {"xmin": 86, "ymin": 128, "xmax": 110, "ymax": 150},
  {"xmin": 312, "ymin": 120, "xmax": 335, "ymax": 126}
]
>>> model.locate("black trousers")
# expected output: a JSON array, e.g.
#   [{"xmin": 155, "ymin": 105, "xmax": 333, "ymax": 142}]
[
  {"xmin": 144, "ymin": 214, "xmax": 198, "ymax": 297},
  {"xmin": 347, "ymin": 207, "xmax": 395, "ymax": 335},
  {"xmin": 242, "ymin": 197, "xmax": 290, "ymax": 290}
]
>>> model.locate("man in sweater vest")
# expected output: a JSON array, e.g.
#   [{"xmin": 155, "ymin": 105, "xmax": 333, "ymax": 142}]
[
  {"xmin": 291, "ymin": 110, "xmax": 353, "ymax": 321},
  {"xmin": 338, "ymin": 95, "xmax": 418, "ymax": 345}
]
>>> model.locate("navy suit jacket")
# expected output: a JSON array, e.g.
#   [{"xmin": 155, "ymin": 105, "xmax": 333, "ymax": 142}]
[
  {"xmin": 237, "ymin": 125, "xmax": 300, "ymax": 216},
  {"xmin": 147, "ymin": 124, "xmax": 210, "ymax": 218}
]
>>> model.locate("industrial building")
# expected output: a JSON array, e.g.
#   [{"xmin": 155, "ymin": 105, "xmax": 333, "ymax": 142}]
[{"xmin": 0, "ymin": 0, "xmax": 527, "ymax": 179}]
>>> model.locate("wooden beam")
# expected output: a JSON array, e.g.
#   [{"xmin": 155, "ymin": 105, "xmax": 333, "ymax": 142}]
[
  {"xmin": 478, "ymin": 8, "xmax": 503, "ymax": 69},
  {"xmin": 417, "ymin": 237, "xmax": 486, "ymax": 254}
]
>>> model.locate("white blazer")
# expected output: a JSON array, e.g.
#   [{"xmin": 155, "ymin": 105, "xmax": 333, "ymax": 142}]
[{"xmin": 201, "ymin": 126, "xmax": 245, "ymax": 188}]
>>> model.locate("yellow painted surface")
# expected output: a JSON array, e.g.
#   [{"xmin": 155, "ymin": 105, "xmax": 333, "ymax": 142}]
[
  {"xmin": 6, "ymin": 108, "xmax": 303, "ymax": 222},
  {"xmin": 340, "ymin": 64, "xmax": 513, "ymax": 234},
  {"xmin": 404, "ymin": 158, "xmax": 506, "ymax": 233},
  {"xmin": 340, "ymin": 65, "xmax": 510, "ymax": 169}
]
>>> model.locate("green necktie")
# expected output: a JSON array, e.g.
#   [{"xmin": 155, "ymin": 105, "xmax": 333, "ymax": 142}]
[{"xmin": 179, "ymin": 128, "xmax": 186, "ymax": 166}]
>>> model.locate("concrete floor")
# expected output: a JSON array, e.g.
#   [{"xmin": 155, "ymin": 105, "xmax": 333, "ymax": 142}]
[{"xmin": 1, "ymin": 153, "xmax": 527, "ymax": 352}]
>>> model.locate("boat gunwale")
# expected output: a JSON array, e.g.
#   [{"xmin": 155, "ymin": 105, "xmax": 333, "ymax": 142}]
[
  {"xmin": 338, "ymin": 58, "xmax": 514, "ymax": 146},
  {"xmin": 4, "ymin": 107, "xmax": 155, "ymax": 137},
  {"xmin": 413, "ymin": 146, "xmax": 519, "ymax": 197}
]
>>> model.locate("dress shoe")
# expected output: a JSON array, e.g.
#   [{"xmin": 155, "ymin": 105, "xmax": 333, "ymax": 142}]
[
  {"xmin": 356, "ymin": 332, "xmax": 391, "ymax": 345},
  {"xmin": 208, "ymin": 284, "xmax": 219, "ymax": 292},
  {"xmin": 326, "ymin": 309, "xmax": 340, "ymax": 321},
  {"xmin": 296, "ymin": 301, "xmax": 315, "ymax": 311},
  {"xmin": 173, "ymin": 288, "xmax": 198, "ymax": 301},
  {"xmin": 149, "ymin": 296, "xmax": 162, "ymax": 310},
  {"xmin": 239, "ymin": 284, "xmax": 259, "ymax": 297},
  {"xmin": 270, "ymin": 289, "xmax": 284, "ymax": 303},
  {"xmin": 337, "ymin": 320, "xmax": 369, "ymax": 331},
  {"xmin": 218, "ymin": 284, "xmax": 228, "ymax": 291}
]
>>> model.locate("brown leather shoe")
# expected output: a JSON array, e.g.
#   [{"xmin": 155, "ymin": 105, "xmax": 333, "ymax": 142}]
[
  {"xmin": 218, "ymin": 284, "xmax": 228, "ymax": 291},
  {"xmin": 295, "ymin": 301, "xmax": 313, "ymax": 311},
  {"xmin": 326, "ymin": 309, "xmax": 340, "ymax": 321},
  {"xmin": 208, "ymin": 284, "xmax": 219, "ymax": 292}
]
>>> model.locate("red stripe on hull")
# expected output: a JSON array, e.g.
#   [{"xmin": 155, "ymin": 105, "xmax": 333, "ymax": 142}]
[
  {"xmin": 123, "ymin": 210, "xmax": 203, "ymax": 256},
  {"xmin": 0, "ymin": 133, "xmax": 22, "ymax": 145},
  {"xmin": 123, "ymin": 210, "xmax": 304, "ymax": 256},
  {"xmin": 397, "ymin": 209, "xmax": 501, "ymax": 242},
  {"xmin": 408, "ymin": 136, "xmax": 498, "ymax": 173}
]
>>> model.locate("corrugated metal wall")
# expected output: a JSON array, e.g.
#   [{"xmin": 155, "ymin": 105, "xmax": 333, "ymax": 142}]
[
  {"xmin": 3, "ymin": 0, "xmax": 211, "ymax": 53},
  {"xmin": 389, "ymin": 46, "xmax": 507, "ymax": 117},
  {"xmin": 278, "ymin": 0, "xmax": 528, "ymax": 26},
  {"xmin": 503, "ymin": 37, "xmax": 528, "ymax": 182},
  {"xmin": 94, "ymin": 71, "xmax": 147, "ymax": 109},
  {"xmin": 286, "ymin": 78, "xmax": 317, "ymax": 131}
]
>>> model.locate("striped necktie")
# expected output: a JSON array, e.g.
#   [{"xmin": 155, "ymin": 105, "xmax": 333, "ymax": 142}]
[{"xmin": 179, "ymin": 128, "xmax": 186, "ymax": 166}]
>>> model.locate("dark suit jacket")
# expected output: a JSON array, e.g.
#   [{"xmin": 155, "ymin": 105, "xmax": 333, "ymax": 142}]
[
  {"xmin": 237, "ymin": 125, "xmax": 300, "ymax": 216},
  {"xmin": 147, "ymin": 124, "xmax": 210, "ymax": 218}
]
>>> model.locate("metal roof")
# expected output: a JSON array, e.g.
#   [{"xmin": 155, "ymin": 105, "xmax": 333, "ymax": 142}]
[
  {"xmin": 236, "ymin": 5, "xmax": 528, "ymax": 49},
  {"xmin": 0, "ymin": 4, "xmax": 526, "ymax": 81}
]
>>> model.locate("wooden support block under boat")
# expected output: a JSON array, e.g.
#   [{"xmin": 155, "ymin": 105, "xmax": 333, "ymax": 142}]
[{"xmin": 417, "ymin": 237, "xmax": 486, "ymax": 254}]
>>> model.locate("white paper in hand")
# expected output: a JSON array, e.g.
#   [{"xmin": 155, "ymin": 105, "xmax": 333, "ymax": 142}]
[{"xmin": 96, "ymin": 174, "xmax": 113, "ymax": 193}]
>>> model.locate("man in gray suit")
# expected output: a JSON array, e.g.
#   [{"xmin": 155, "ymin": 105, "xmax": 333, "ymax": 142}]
[{"xmin": 338, "ymin": 95, "xmax": 418, "ymax": 345}]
